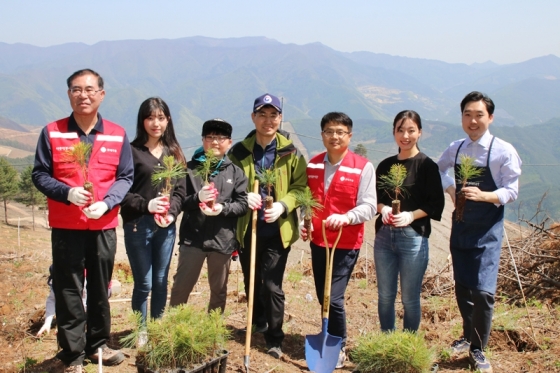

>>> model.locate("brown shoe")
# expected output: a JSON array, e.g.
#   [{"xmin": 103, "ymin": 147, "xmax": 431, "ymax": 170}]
[
  {"xmin": 64, "ymin": 365, "xmax": 83, "ymax": 373},
  {"xmin": 88, "ymin": 346, "xmax": 125, "ymax": 366}
]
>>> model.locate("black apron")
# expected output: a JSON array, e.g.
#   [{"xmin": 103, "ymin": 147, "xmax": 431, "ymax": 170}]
[{"xmin": 450, "ymin": 137, "xmax": 504, "ymax": 294}]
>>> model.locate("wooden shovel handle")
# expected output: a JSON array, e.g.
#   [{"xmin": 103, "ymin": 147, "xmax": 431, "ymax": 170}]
[
  {"xmin": 245, "ymin": 181, "xmax": 259, "ymax": 357},
  {"xmin": 321, "ymin": 220, "xmax": 343, "ymax": 319}
]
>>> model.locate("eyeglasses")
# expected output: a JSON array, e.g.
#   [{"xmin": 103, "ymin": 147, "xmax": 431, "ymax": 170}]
[
  {"xmin": 203, "ymin": 135, "xmax": 230, "ymax": 143},
  {"xmin": 70, "ymin": 88, "xmax": 103, "ymax": 97},
  {"xmin": 322, "ymin": 130, "xmax": 350, "ymax": 138}
]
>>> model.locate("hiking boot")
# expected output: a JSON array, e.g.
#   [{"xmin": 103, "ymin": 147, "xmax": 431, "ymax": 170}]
[
  {"xmin": 450, "ymin": 337, "xmax": 471, "ymax": 355},
  {"xmin": 469, "ymin": 349, "xmax": 493, "ymax": 373},
  {"xmin": 267, "ymin": 346, "xmax": 283, "ymax": 359},
  {"xmin": 336, "ymin": 347, "xmax": 346, "ymax": 369},
  {"xmin": 64, "ymin": 364, "xmax": 83, "ymax": 373},
  {"xmin": 88, "ymin": 346, "xmax": 125, "ymax": 366},
  {"xmin": 236, "ymin": 323, "xmax": 268, "ymax": 335}
]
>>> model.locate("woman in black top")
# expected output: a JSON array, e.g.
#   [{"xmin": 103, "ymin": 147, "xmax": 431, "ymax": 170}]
[
  {"xmin": 374, "ymin": 110, "xmax": 444, "ymax": 332},
  {"xmin": 120, "ymin": 97, "xmax": 186, "ymax": 325}
]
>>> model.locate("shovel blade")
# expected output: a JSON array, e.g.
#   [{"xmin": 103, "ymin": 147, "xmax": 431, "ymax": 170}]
[{"xmin": 305, "ymin": 319, "xmax": 342, "ymax": 373}]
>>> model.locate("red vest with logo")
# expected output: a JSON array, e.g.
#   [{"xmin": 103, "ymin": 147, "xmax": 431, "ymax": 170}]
[
  {"xmin": 307, "ymin": 151, "xmax": 367, "ymax": 249},
  {"xmin": 47, "ymin": 118, "xmax": 125, "ymax": 230}
]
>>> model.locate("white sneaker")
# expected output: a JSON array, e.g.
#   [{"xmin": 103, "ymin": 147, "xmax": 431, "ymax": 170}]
[
  {"xmin": 137, "ymin": 330, "xmax": 148, "ymax": 348},
  {"xmin": 336, "ymin": 347, "xmax": 346, "ymax": 369}
]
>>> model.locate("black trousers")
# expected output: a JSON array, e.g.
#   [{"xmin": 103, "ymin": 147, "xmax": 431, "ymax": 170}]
[
  {"xmin": 310, "ymin": 243, "xmax": 359, "ymax": 347},
  {"xmin": 51, "ymin": 228, "xmax": 116, "ymax": 365},
  {"xmin": 455, "ymin": 282, "xmax": 495, "ymax": 350},
  {"xmin": 239, "ymin": 230, "xmax": 290, "ymax": 347}
]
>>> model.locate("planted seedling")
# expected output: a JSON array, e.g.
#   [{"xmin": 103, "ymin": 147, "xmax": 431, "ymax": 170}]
[
  {"xmin": 378, "ymin": 163, "xmax": 408, "ymax": 214},
  {"xmin": 62, "ymin": 142, "xmax": 94, "ymax": 206},
  {"xmin": 257, "ymin": 168, "xmax": 277, "ymax": 209},
  {"xmin": 455, "ymin": 154, "xmax": 483, "ymax": 222},
  {"xmin": 151, "ymin": 155, "xmax": 187, "ymax": 214},
  {"xmin": 193, "ymin": 149, "xmax": 220, "ymax": 209},
  {"xmin": 294, "ymin": 186, "xmax": 323, "ymax": 242}
]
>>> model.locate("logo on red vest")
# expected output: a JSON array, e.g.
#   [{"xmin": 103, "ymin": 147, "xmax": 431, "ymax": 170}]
[
  {"xmin": 340, "ymin": 176, "xmax": 354, "ymax": 182},
  {"xmin": 100, "ymin": 147, "xmax": 117, "ymax": 153}
]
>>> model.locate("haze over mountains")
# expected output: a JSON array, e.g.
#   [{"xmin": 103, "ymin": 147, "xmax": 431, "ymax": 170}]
[{"xmin": 1, "ymin": 36, "xmax": 559, "ymax": 221}]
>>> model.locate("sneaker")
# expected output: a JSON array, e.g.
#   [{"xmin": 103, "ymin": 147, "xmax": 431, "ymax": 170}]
[
  {"xmin": 469, "ymin": 349, "xmax": 493, "ymax": 373},
  {"xmin": 137, "ymin": 330, "xmax": 148, "ymax": 348},
  {"xmin": 336, "ymin": 347, "xmax": 346, "ymax": 369},
  {"xmin": 88, "ymin": 346, "xmax": 125, "ymax": 366},
  {"xmin": 64, "ymin": 365, "xmax": 83, "ymax": 373},
  {"xmin": 450, "ymin": 337, "xmax": 471, "ymax": 355},
  {"xmin": 236, "ymin": 323, "xmax": 268, "ymax": 335},
  {"xmin": 267, "ymin": 346, "xmax": 283, "ymax": 359}
]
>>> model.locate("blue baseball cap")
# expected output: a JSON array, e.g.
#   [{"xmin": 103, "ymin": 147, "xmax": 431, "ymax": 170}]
[{"xmin": 253, "ymin": 93, "xmax": 282, "ymax": 113}]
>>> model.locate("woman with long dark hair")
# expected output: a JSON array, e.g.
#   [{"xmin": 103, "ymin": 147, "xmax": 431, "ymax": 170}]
[
  {"xmin": 120, "ymin": 97, "xmax": 186, "ymax": 327},
  {"xmin": 374, "ymin": 110, "xmax": 444, "ymax": 332}
]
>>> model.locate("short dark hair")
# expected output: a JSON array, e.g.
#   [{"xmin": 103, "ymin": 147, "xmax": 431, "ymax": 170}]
[
  {"xmin": 320, "ymin": 112, "xmax": 353, "ymax": 131},
  {"xmin": 66, "ymin": 69, "xmax": 104, "ymax": 89},
  {"xmin": 460, "ymin": 91, "xmax": 495, "ymax": 115}
]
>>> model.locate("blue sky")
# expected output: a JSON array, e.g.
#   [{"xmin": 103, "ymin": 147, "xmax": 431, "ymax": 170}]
[{"xmin": 1, "ymin": 0, "xmax": 559, "ymax": 65}]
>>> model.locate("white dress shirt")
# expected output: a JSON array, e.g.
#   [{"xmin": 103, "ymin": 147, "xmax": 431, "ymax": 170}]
[{"xmin": 437, "ymin": 131, "xmax": 522, "ymax": 206}]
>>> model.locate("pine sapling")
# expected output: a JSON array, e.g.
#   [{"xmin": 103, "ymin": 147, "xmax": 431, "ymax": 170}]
[
  {"xmin": 62, "ymin": 142, "xmax": 94, "ymax": 206},
  {"xmin": 151, "ymin": 155, "xmax": 187, "ymax": 214},
  {"xmin": 193, "ymin": 149, "xmax": 220, "ymax": 209},
  {"xmin": 257, "ymin": 168, "xmax": 277, "ymax": 209},
  {"xmin": 378, "ymin": 163, "xmax": 408, "ymax": 214},
  {"xmin": 455, "ymin": 154, "xmax": 483, "ymax": 222},
  {"xmin": 294, "ymin": 186, "xmax": 323, "ymax": 242}
]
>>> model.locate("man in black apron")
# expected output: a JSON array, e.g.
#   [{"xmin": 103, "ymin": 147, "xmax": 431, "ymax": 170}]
[{"xmin": 437, "ymin": 91, "xmax": 522, "ymax": 373}]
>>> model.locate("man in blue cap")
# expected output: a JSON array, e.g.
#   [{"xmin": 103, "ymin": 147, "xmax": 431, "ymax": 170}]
[{"xmin": 229, "ymin": 93, "xmax": 307, "ymax": 359}]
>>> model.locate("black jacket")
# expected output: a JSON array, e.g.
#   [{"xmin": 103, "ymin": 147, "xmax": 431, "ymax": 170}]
[{"xmin": 179, "ymin": 155, "xmax": 248, "ymax": 254}]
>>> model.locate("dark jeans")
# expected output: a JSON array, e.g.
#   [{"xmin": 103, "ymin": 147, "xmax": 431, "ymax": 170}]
[
  {"xmin": 51, "ymin": 228, "xmax": 116, "ymax": 366},
  {"xmin": 239, "ymin": 231, "xmax": 290, "ymax": 347},
  {"xmin": 455, "ymin": 282, "xmax": 495, "ymax": 350},
  {"xmin": 310, "ymin": 242, "xmax": 359, "ymax": 347},
  {"xmin": 124, "ymin": 215, "xmax": 176, "ymax": 322}
]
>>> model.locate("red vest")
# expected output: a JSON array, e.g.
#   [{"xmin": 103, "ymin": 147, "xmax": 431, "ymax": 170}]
[
  {"xmin": 47, "ymin": 118, "xmax": 125, "ymax": 230},
  {"xmin": 307, "ymin": 151, "xmax": 367, "ymax": 249}
]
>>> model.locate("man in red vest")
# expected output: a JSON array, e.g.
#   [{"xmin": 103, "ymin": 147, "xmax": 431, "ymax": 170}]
[
  {"xmin": 303, "ymin": 112, "xmax": 376, "ymax": 369},
  {"xmin": 32, "ymin": 69, "xmax": 134, "ymax": 373}
]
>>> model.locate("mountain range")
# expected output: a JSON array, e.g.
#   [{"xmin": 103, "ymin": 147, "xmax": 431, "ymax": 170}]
[{"xmin": 0, "ymin": 36, "xmax": 559, "ymax": 222}]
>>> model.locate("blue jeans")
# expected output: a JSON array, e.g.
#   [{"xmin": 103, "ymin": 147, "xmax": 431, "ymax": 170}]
[
  {"xmin": 374, "ymin": 225, "xmax": 429, "ymax": 332},
  {"xmin": 124, "ymin": 214, "xmax": 176, "ymax": 322}
]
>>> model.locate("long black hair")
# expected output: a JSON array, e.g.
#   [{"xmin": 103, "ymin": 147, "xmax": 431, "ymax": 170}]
[{"xmin": 131, "ymin": 97, "xmax": 186, "ymax": 165}]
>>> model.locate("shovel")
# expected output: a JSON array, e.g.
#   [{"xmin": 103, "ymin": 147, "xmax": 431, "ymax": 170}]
[
  {"xmin": 305, "ymin": 220, "xmax": 343, "ymax": 373},
  {"xmin": 244, "ymin": 180, "xmax": 259, "ymax": 373}
]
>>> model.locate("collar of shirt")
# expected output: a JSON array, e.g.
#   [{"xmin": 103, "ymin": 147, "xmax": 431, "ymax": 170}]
[
  {"xmin": 68, "ymin": 113, "xmax": 104, "ymax": 136},
  {"xmin": 464, "ymin": 130, "xmax": 492, "ymax": 150},
  {"xmin": 322, "ymin": 152, "xmax": 344, "ymax": 167}
]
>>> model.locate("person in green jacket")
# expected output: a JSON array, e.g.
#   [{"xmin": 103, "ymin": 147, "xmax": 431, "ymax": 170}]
[{"xmin": 228, "ymin": 93, "xmax": 307, "ymax": 359}]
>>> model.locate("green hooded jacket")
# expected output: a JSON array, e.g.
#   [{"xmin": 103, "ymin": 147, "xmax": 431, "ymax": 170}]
[{"xmin": 228, "ymin": 130, "xmax": 307, "ymax": 248}]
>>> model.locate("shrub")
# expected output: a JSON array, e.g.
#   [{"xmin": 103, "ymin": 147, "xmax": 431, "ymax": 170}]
[
  {"xmin": 122, "ymin": 305, "xmax": 230, "ymax": 370},
  {"xmin": 351, "ymin": 330, "xmax": 435, "ymax": 373}
]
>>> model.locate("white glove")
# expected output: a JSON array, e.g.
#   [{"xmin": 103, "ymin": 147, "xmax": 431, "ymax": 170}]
[
  {"xmin": 393, "ymin": 211, "xmax": 414, "ymax": 227},
  {"xmin": 83, "ymin": 201, "xmax": 109, "ymax": 219},
  {"xmin": 36, "ymin": 315, "xmax": 54, "ymax": 337},
  {"xmin": 198, "ymin": 183, "xmax": 217, "ymax": 203},
  {"xmin": 67, "ymin": 187, "xmax": 91, "ymax": 207},
  {"xmin": 265, "ymin": 202, "xmax": 285, "ymax": 223},
  {"xmin": 200, "ymin": 202, "xmax": 223, "ymax": 216},
  {"xmin": 381, "ymin": 205, "xmax": 394, "ymax": 225},
  {"xmin": 148, "ymin": 196, "xmax": 169, "ymax": 214},
  {"xmin": 247, "ymin": 192, "xmax": 262, "ymax": 210},
  {"xmin": 325, "ymin": 214, "xmax": 350, "ymax": 230},
  {"xmin": 155, "ymin": 213, "xmax": 174, "ymax": 228},
  {"xmin": 299, "ymin": 219, "xmax": 314, "ymax": 241}
]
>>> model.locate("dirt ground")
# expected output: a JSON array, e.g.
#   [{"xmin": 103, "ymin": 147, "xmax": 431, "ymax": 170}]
[{"xmin": 1, "ymin": 200, "xmax": 559, "ymax": 373}]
